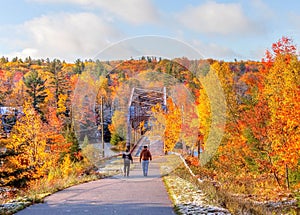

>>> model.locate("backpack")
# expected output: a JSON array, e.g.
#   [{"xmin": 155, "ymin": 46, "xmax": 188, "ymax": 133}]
[{"xmin": 123, "ymin": 152, "xmax": 131, "ymax": 161}]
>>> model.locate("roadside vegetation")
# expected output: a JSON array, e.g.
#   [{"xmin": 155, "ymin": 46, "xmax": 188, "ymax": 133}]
[{"xmin": 162, "ymin": 154, "xmax": 298, "ymax": 215}]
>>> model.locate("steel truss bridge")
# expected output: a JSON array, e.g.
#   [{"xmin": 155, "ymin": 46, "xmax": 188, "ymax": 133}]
[{"xmin": 126, "ymin": 87, "xmax": 167, "ymax": 149}]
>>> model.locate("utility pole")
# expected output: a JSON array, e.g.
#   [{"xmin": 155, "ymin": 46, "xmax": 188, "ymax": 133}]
[{"xmin": 100, "ymin": 96, "xmax": 105, "ymax": 158}]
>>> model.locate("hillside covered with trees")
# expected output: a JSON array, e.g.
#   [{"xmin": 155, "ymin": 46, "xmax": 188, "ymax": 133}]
[{"xmin": 0, "ymin": 37, "xmax": 299, "ymax": 208}]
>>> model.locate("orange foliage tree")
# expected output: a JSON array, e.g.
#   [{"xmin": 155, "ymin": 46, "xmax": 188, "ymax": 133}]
[
  {"xmin": 215, "ymin": 37, "xmax": 300, "ymax": 192},
  {"xmin": 163, "ymin": 98, "xmax": 182, "ymax": 153},
  {"xmin": 262, "ymin": 37, "xmax": 300, "ymax": 188}
]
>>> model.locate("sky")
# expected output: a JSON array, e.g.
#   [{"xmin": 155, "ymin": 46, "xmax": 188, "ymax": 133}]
[{"xmin": 0, "ymin": 0, "xmax": 299, "ymax": 62}]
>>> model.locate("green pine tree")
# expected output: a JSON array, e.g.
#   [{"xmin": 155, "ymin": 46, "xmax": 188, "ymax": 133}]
[
  {"xmin": 23, "ymin": 69, "xmax": 48, "ymax": 119},
  {"xmin": 65, "ymin": 123, "xmax": 80, "ymax": 162}
]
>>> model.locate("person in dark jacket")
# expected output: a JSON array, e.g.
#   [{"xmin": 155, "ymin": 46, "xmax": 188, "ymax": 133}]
[
  {"xmin": 139, "ymin": 145, "xmax": 152, "ymax": 176},
  {"xmin": 122, "ymin": 149, "xmax": 133, "ymax": 177}
]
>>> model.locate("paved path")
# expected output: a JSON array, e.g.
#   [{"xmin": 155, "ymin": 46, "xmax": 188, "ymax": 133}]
[
  {"xmin": 132, "ymin": 136, "xmax": 164, "ymax": 157},
  {"xmin": 17, "ymin": 157, "xmax": 175, "ymax": 215}
]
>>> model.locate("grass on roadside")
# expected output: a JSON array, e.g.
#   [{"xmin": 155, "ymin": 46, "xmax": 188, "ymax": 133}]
[
  {"xmin": 161, "ymin": 154, "xmax": 299, "ymax": 215},
  {"xmin": 0, "ymin": 158, "xmax": 105, "ymax": 215}
]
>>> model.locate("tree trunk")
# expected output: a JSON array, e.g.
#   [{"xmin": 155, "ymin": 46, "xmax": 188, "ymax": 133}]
[
  {"xmin": 286, "ymin": 164, "xmax": 290, "ymax": 189},
  {"xmin": 197, "ymin": 140, "xmax": 201, "ymax": 159},
  {"xmin": 268, "ymin": 155, "xmax": 281, "ymax": 186}
]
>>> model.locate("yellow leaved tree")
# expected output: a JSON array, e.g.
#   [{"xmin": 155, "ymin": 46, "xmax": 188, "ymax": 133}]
[
  {"xmin": 262, "ymin": 37, "xmax": 300, "ymax": 188},
  {"xmin": 3, "ymin": 102, "xmax": 48, "ymax": 187},
  {"xmin": 163, "ymin": 98, "xmax": 182, "ymax": 153}
]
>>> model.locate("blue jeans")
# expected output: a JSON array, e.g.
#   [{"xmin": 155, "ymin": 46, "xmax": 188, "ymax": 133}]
[{"xmin": 141, "ymin": 160, "xmax": 149, "ymax": 176}]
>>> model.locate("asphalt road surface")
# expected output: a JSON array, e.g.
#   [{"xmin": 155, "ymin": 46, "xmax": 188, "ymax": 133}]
[{"xmin": 16, "ymin": 156, "xmax": 175, "ymax": 215}]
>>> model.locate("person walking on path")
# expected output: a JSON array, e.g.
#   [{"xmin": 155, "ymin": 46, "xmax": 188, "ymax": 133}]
[
  {"xmin": 122, "ymin": 149, "xmax": 133, "ymax": 177},
  {"xmin": 140, "ymin": 145, "xmax": 152, "ymax": 176}
]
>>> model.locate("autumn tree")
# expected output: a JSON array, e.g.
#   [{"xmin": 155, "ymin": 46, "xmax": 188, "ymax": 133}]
[
  {"xmin": 196, "ymin": 86, "xmax": 211, "ymax": 157},
  {"xmin": 163, "ymin": 98, "xmax": 181, "ymax": 153},
  {"xmin": 44, "ymin": 107, "xmax": 69, "ymax": 163},
  {"xmin": 262, "ymin": 37, "xmax": 300, "ymax": 188},
  {"xmin": 236, "ymin": 69, "xmax": 272, "ymax": 177},
  {"xmin": 213, "ymin": 37, "xmax": 300, "ymax": 193},
  {"xmin": 0, "ymin": 70, "xmax": 15, "ymax": 106},
  {"xmin": 109, "ymin": 110, "xmax": 126, "ymax": 145},
  {"xmin": 1, "ymin": 103, "xmax": 48, "ymax": 187},
  {"xmin": 197, "ymin": 61, "xmax": 228, "ymax": 165},
  {"xmin": 150, "ymin": 103, "xmax": 166, "ymax": 138}
]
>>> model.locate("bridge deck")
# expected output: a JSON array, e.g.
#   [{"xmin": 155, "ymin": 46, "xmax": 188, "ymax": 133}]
[{"xmin": 131, "ymin": 136, "xmax": 164, "ymax": 157}]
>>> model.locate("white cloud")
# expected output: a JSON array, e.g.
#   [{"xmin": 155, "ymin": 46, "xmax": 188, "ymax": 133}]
[
  {"xmin": 28, "ymin": 0, "xmax": 160, "ymax": 25},
  {"xmin": 7, "ymin": 48, "xmax": 38, "ymax": 60},
  {"xmin": 94, "ymin": 36, "xmax": 203, "ymax": 61},
  {"xmin": 6, "ymin": 12, "xmax": 122, "ymax": 61},
  {"xmin": 191, "ymin": 40, "xmax": 240, "ymax": 60},
  {"xmin": 177, "ymin": 1, "xmax": 261, "ymax": 36}
]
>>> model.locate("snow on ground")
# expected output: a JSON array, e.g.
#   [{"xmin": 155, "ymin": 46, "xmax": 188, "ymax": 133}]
[
  {"xmin": 0, "ymin": 197, "xmax": 31, "ymax": 214},
  {"xmin": 165, "ymin": 175, "xmax": 231, "ymax": 215}
]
